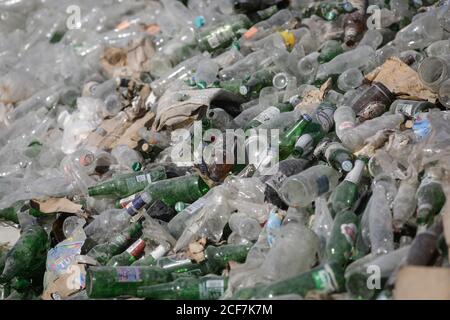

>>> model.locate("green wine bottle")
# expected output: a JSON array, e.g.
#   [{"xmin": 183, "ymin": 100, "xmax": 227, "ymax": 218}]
[
  {"xmin": 131, "ymin": 244, "xmax": 170, "ymax": 267},
  {"xmin": 88, "ymin": 166, "xmax": 167, "ymax": 198},
  {"xmin": 86, "ymin": 266, "xmax": 174, "ymax": 298},
  {"xmin": 87, "ymin": 223, "xmax": 143, "ymax": 265},
  {"xmin": 137, "ymin": 275, "xmax": 228, "ymax": 300},
  {"xmin": 232, "ymin": 262, "xmax": 345, "ymax": 299},
  {"xmin": 278, "ymin": 114, "xmax": 313, "ymax": 160},
  {"xmin": 416, "ymin": 167, "xmax": 446, "ymax": 226},
  {"xmin": 203, "ymin": 243, "xmax": 252, "ymax": 274},
  {"xmin": 328, "ymin": 159, "xmax": 366, "ymax": 217},
  {"xmin": 142, "ymin": 174, "xmax": 210, "ymax": 207},
  {"xmin": 106, "ymin": 238, "xmax": 146, "ymax": 267},
  {"xmin": 0, "ymin": 216, "xmax": 49, "ymax": 283},
  {"xmin": 325, "ymin": 210, "xmax": 359, "ymax": 267},
  {"xmin": 318, "ymin": 40, "xmax": 344, "ymax": 63},
  {"xmin": 0, "ymin": 202, "xmax": 45, "ymax": 224},
  {"xmin": 239, "ymin": 68, "xmax": 277, "ymax": 99}
]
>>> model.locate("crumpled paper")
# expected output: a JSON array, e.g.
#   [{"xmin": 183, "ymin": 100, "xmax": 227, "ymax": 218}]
[
  {"xmin": 153, "ymin": 88, "xmax": 245, "ymax": 131},
  {"xmin": 365, "ymin": 57, "xmax": 438, "ymax": 103},
  {"xmin": 100, "ymin": 37, "xmax": 155, "ymax": 80}
]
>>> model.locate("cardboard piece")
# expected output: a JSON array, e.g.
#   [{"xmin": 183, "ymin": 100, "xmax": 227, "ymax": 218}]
[
  {"xmin": 30, "ymin": 198, "xmax": 83, "ymax": 214},
  {"xmin": 394, "ymin": 266, "xmax": 450, "ymax": 300},
  {"xmin": 295, "ymin": 78, "xmax": 332, "ymax": 110},
  {"xmin": 111, "ymin": 110, "xmax": 155, "ymax": 150},
  {"xmin": 365, "ymin": 57, "xmax": 438, "ymax": 103}
]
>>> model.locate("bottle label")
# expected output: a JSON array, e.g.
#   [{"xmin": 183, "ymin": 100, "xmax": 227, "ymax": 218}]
[
  {"xmin": 338, "ymin": 121, "xmax": 355, "ymax": 131},
  {"xmin": 126, "ymin": 239, "xmax": 146, "ymax": 258},
  {"xmin": 184, "ymin": 198, "xmax": 206, "ymax": 215},
  {"xmin": 316, "ymin": 175, "xmax": 330, "ymax": 195},
  {"xmin": 119, "ymin": 193, "xmax": 140, "ymax": 208},
  {"xmin": 266, "ymin": 208, "xmax": 285, "ymax": 247},
  {"xmin": 344, "ymin": 159, "xmax": 365, "ymax": 184},
  {"xmin": 395, "ymin": 103, "xmax": 414, "ymax": 117},
  {"xmin": 136, "ymin": 173, "xmax": 152, "ymax": 183},
  {"xmin": 243, "ymin": 26, "xmax": 258, "ymax": 40},
  {"xmin": 295, "ymin": 134, "xmax": 313, "ymax": 151},
  {"xmin": 253, "ymin": 107, "xmax": 280, "ymax": 125},
  {"xmin": 266, "ymin": 172, "xmax": 288, "ymax": 193},
  {"xmin": 340, "ymin": 223, "xmax": 357, "ymax": 245},
  {"xmin": 199, "ymin": 279, "xmax": 226, "ymax": 300},
  {"xmin": 126, "ymin": 196, "xmax": 146, "ymax": 216},
  {"xmin": 116, "ymin": 267, "xmax": 142, "ymax": 283},
  {"xmin": 311, "ymin": 264, "xmax": 338, "ymax": 293},
  {"xmin": 278, "ymin": 31, "xmax": 295, "ymax": 50},
  {"xmin": 314, "ymin": 105, "xmax": 335, "ymax": 132}
]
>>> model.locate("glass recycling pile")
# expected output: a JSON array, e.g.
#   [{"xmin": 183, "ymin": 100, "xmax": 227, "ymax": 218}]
[{"xmin": 1, "ymin": 0, "xmax": 450, "ymax": 300}]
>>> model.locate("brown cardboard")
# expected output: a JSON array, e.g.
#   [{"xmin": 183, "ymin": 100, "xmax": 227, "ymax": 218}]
[
  {"xmin": 365, "ymin": 57, "xmax": 438, "ymax": 103},
  {"xmin": 31, "ymin": 198, "xmax": 83, "ymax": 214},
  {"xmin": 394, "ymin": 266, "xmax": 450, "ymax": 300}
]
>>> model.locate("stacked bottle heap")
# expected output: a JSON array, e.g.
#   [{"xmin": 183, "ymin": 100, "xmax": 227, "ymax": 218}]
[{"xmin": 0, "ymin": 0, "xmax": 450, "ymax": 300}]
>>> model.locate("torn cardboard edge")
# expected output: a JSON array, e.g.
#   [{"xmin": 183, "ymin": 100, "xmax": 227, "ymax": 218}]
[{"xmin": 30, "ymin": 198, "xmax": 83, "ymax": 214}]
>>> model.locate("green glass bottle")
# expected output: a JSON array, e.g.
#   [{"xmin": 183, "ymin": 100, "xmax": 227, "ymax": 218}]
[
  {"xmin": 131, "ymin": 244, "xmax": 170, "ymax": 267},
  {"xmin": 244, "ymin": 102, "xmax": 294, "ymax": 131},
  {"xmin": 88, "ymin": 166, "xmax": 167, "ymax": 198},
  {"xmin": 87, "ymin": 223, "xmax": 143, "ymax": 265},
  {"xmin": 232, "ymin": 262, "xmax": 345, "ymax": 299},
  {"xmin": 325, "ymin": 210, "xmax": 359, "ymax": 268},
  {"xmin": 0, "ymin": 202, "xmax": 45, "ymax": 224},
  {"xmin": 318, "ymin": 40, "xmax": 344, "ymax": 64},
  {"xmin": 106, "ymin": 238, "xmax": 146, "ymax": 267},
  {"xmin": 302, "ymin": 2, "xmax": 355, "ymax": 21},
  {"xmin": 324, "ymin": 142, "xmax": 354, "ymax": 173},
  {"xmin": 86, "ymin": 266, "xmax": 174, "ymax": 298},
  {"xmin": 0, "ymin": 217, "xmax": 49, "ymax": 284},
  {"xmin": 203, "ymin": 243, "xmax": 252, "ymax": 274},
  {"xmin": 137, "ymin": 275, "xmax": 227, "ymax": 300},
  {"xmin": 142, "ymin": 174, "xmax": 210, "ymax": 207},
  {"xmin": 416, "ymin": 168, "xmax": 446, "ymax": 226},
  {"xmin": 328, "ymin": 159, "xmax": 366, "ymax": 217},
  {"xmin": 217, "ymin": 79, "xmax": 246, "ymax": 96},
  {"xmin": 278, "ymin": 114, "xmax": 313, "ymax": 160},
  {"xmin": 196, "ymin": 14, "xmax": 252, "ymax": 52},
  {"xmin": 239, "ymin": 68, "xmax": 277, "ymax": 99}
]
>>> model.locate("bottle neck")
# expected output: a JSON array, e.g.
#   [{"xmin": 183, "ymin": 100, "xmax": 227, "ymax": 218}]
[
  {"xmin": 344, "ymin": 159, "xmax": 365, "ymax": 184},
  {"xmin": 125, "ymin": 239, "xmax": 146, "ymax": 258}
]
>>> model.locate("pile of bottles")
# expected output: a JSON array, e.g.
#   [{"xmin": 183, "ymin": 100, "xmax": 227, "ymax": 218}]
[{"xmin": 0, "ymin": 0, "xmax": 450, "ymax": 300}]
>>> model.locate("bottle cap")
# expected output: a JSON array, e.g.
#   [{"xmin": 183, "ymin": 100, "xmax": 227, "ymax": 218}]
[
  {"xmin": 132, "ymin": 162, "xmax": 142, "ymax": 172},
  {"xmin": 342, "ymin": 160, "xmax": 354, "ymax": 172}
]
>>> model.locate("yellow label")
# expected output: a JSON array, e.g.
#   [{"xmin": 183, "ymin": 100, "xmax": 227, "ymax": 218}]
[{"xmin": 279, "ymin": 31, "xmax": 295, "ymax": 50}]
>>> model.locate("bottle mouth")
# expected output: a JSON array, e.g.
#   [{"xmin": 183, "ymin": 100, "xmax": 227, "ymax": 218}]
[{"xmin": 418, "ymin": 57, "xmax": 448, "ymax": 89}]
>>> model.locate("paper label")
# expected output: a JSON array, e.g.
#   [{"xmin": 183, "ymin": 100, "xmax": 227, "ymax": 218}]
[
  {"xmin": 135, "ymin": 173, "xmax": 152, "ymax": 183},
  {"xmin": 199, "ymin": 279, "xmax": 226, "ymax": 300},
  {"xmin": 316, "ymin": 175, "xmax": 330, "ymax": 195},
  {"xmin": 116, "ymin": 267, "xmax": 142, "ymax": 282},
  {"xmin": 243, "ymin": 26, "xmax": 258, "ymax": 39},
  {"xmin": 311, "ymin": 265, "xmax": 338, "ymax": 293},
  {"xmin": 126, "ymin": 239, "xmax": 146, "ymax": 257},
  {"xmin": 340, "ymin": 223, "xmax": 357, "ymax": 245}
]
